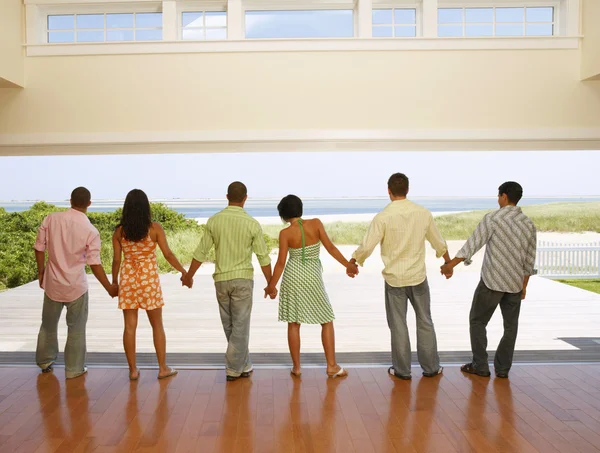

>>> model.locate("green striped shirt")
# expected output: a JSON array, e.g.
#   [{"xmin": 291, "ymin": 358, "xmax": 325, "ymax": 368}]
[{"xmin": 193, "ymin": 206, "xmax": 271, "ymax": 282}]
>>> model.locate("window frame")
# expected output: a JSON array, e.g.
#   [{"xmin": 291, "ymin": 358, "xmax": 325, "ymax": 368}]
[
  {"xmin": 371, "ymin": 7, "xmax": 419, "ymax": 38},
  {"xmin": 177, "ymin": 0, "xmax": 228, "ymax": 41},
  {"xmin": 437, "ymin": 1, "xmax": 560, "ymax": 37},
  {"xmin": 372, "ymin": 0, "xmax": 421, "ymax": 37},
  {"xmin": 243, "ymin": 0, "xmax": 357, "ymax": 39},
  {"xmin": 25, "ymin": 0, "xmax": 579, "ymax": 56},
  {"xmin": 41, "ymin": 2, "xmax": 163, "ymax": 44}
]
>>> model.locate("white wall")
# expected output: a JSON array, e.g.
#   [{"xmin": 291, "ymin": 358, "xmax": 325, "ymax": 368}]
[
  {"xmin": 1, "ymin": 44, "xmax": 600, "ymax": 154},
  {"xmin": 581, "ymin": 0, "xmax": 600, "ymax": 80},
  {"xmin": 0, "ymin": 0, "xmax": 24, "ymax": 88},
  {"xmin": 1, "ymin": 49, "xmax": 599, "ymax": 130}
]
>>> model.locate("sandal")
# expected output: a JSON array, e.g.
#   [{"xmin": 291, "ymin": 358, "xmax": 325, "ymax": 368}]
[
  {"xmin": 327, "ymin": 367, "xmax": 348, "ymax": 378},
  {"xmin": 129, "ymin": 369, "xmax": 140, "ymax": 381},
  {"xmin": 158, "ymin": 367, "xmax": 178, "ymax": 380},
  {"xmin": 461, "ymin": 363, "xmax": 491, "ymax": 377},
  {"xmin": 290, "ymin": 368, "xmax": 302, "ymax": 378}
]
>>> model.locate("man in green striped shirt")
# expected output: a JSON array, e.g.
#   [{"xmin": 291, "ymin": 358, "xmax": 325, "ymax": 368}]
[{"xmin": 183, "ymin": 182, "xmax": 273, "ymax": 381}]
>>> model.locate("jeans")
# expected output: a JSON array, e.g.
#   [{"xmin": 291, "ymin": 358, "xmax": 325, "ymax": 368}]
[
  {"xmin": 214, "ymin": 279, "xmax": 254, "ymax": 377},
  {"xmin": 470, "ymin": 279, "xmax": 522, "ymax": 374},
  {"xmin": 385, "ymin": 279, "xmax": 440, "ymax": 376},
  {"xmin": 36, "ymin": 292, "xmax": 88, "ymax": 378}
]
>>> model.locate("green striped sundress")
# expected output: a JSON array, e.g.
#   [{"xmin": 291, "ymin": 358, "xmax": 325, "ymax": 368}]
[{"xmin": 278, "ymin": 219, "xmax": 335, "ymax": 325}]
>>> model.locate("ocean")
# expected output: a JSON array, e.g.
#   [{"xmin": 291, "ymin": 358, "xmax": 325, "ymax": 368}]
[{"xmin": 1, "ymin": 197, "xmax": 598, "ymax": 218}]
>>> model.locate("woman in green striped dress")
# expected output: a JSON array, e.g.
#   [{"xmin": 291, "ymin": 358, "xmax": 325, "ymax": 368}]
[{"xmin": 264, "ymin": 195, "xmax": 359, "ymax": 378}]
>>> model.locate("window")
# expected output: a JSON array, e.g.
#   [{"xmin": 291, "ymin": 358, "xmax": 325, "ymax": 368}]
[
  {"xmin": 372, "ymin": 9, "xmax": 417, "ymax": 38},
  {"xmin": 438, "ymin": 6, "xmax": 554, "ymax": 37},
  {"xmin": 245, "ymin": 10, "xmax": 354, "ymax": 39},
  {"xmin": 182, "ymin": 12, "xmax": 227, "ymax": 40},
  {"xmin": 47, "ymin": 13, "xmax": 163, "ymax": 43}
]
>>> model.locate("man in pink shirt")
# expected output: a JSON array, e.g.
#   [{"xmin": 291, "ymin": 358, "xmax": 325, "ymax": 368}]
[{"xmin": 34, "ymin": 187, "xmax": 117, "ymax": 379}]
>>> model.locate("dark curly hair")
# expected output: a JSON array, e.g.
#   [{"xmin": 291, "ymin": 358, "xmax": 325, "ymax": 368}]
[
  {"xmin": 277, "ymin": 195, "xmax": 303, "ymax": 222},
  {"xmin": 120, "ymin": 189, "xmax": 152, "ymax": 242}
]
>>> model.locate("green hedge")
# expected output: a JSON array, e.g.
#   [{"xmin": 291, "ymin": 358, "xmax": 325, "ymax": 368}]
[{"xmin": 0, "ymin": 202, "xmax": 274, "ymax": 289}]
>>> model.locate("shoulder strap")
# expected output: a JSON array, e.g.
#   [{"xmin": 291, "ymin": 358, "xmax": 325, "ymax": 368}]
[{"xmin": 298, "ymin": 219, "xmax": 306, "ymax": 263}]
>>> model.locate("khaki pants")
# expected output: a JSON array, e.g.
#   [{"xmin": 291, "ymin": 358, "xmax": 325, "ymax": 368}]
[
  {"xmin": 214, "ymin": 279, "xmax": 254, "ymax": 377},
  {"xmin": 36, "ymin": 292, "xmax": 88, "ymax": 378}
]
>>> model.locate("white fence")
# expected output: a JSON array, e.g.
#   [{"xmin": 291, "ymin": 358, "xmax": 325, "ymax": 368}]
[{"xmin": 535, "ymin": 241, "xmax": 600, "ymax": 279}]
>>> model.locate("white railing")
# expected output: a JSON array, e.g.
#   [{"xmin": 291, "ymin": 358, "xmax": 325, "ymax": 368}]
[{"xmin": 535, "ymin": 241, "xmax": 600, "ymax": 279}]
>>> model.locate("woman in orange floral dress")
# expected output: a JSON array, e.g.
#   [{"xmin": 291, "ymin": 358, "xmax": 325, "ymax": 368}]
[{"xmin": 112, "ymin": 189, "xmax": 187, "ymax": 380}]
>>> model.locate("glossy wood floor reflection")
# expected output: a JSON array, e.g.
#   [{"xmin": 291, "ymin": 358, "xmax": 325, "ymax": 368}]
[{"xmin": 2, "ymin": 365, "xmax": 600, "ymax": 453}]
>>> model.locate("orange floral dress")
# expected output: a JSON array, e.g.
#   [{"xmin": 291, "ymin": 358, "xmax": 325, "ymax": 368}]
[{"xmin": 118, "ymin": 234, "xmax": 164, "ymax": 310}]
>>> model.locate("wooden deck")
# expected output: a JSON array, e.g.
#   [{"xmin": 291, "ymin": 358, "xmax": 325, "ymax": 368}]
[
  {"xmin": 2, "ymin": 365, "xmax": 600, "ymax": 453},
  {"xmin": 1, "ymin": 269, "xmax": 600, "ymax": 361}
]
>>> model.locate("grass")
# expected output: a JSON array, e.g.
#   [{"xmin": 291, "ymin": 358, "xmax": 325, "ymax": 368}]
[
  {"xmin": 262, "ymin": 201, "xmax": 600, "ymax": 245},
  {"xmin": 102, "ymin": 229, "xmax": 277, "ymax": 275},
  {"xmin": 97, "ymin": 230, "xmax": 206, "ymax": 275},
  {"xmin": 156, "ymin": 230, "xmax": 204, "ymax": 272},
  {"xmin": 262, "ymin": 222, "xmax": 371, "ymax": 246},
  {"xmin": 435, "ymin": 201, "xmax": 600, "ymax": 240},
  {"xmin": 558, "ymin": 280, "xmax": 600, "ymax": 294}
]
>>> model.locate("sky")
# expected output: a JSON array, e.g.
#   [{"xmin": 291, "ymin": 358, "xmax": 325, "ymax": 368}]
[{"xmin": 0, "ymin": 151, "xmax": 599, "ymax": 201}]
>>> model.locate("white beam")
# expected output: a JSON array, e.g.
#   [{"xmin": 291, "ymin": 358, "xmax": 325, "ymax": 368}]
[
  {"xmin": 227, "ymin": 0, "xmax": 243, "ymax": 40},
  {"xmin": 566, "ymin": 0, "xmax": 581, "ymax": 36},
  {"xmin": 422, "ymin": 0, "xmax": 438, "ymax": 38},
  {"xmin": 25, "ymin": 36, "xmax": 581, "ymax": 57},
  {"xmin": 162, "ymin": 1, "xmax": 177, "ymax": 41},
  {"xmin": 2, "ymin": 128, "xmax": 600, "ymax": 156},
  {"xmin": 25, "ymin": 4, "xmax": 41, "ymax": 45},
  {"xmin": 357, "ymin": 0, "xmax": 373, "ymax": 38}
]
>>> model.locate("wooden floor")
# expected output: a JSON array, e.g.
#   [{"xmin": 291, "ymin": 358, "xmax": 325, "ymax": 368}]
[{"xmin": 2, "ymin": 365, "xmax": 600, "ymax": 453}]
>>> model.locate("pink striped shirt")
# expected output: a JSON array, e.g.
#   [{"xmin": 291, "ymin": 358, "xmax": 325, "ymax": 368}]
[{"xmin": 34, "ymin": 209, "xmax": 102, "ymax": 302}]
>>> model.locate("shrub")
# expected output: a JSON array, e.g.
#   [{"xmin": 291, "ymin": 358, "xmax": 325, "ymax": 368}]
[
  {"xmin": 0, "ymin": 202, "xmax": 272, "ymax": 288},
  {"xmin": 0, "ymin": 202, "xmax": 205, "ymax": 288}
]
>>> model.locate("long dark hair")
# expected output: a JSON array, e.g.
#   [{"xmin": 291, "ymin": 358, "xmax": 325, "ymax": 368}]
[{"xmin": 120, "ymin": 189, "xmax": 152, "ymax": 242}]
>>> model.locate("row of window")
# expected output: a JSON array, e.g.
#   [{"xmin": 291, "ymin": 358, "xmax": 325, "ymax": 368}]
[
  {"xmin": 47, "ymin": 6, "xmax": 554, "ymax": 43},
  {"xmin": 48, "ymin": 13, "xmax": 163, "ymax": 43},
  {"xmin": 438, "ymin": 7, "xmax": 554, "ymax": 37}
]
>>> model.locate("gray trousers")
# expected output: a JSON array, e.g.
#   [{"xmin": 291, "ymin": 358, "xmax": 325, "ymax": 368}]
[
  {"xmin": 470, "ymin": 279, "xmax": 522, "ymax": 374},
  {"xmin": 36, "ymin": 292, "xmax": 88, "ymax": 378},
  {"xmin": 214, "ymin": 279, "xmax": 254, "ymax": 377},
  {"xmin": 385, "ymin": 279, "xmax": 440, "ymax": 377}
]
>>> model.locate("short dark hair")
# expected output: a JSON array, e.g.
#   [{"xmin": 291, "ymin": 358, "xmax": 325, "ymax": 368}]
[
  {"xmin": 388, "ymin": 173, "xmax": 409, "ymax": 197},
  {"xmin": 71, "ymin": 187, "xmax": 91, "ymax": 208},
  {"xmin": 227, "ymin": 181, "xmax": 247, "ymax": 203},
  {"xmin": 498, "ymin": 181, "xmax": 523, "ymax": 205},
  {"xmin": 277, "ymin": 195, "xmax": 303, "ymax": 222}
]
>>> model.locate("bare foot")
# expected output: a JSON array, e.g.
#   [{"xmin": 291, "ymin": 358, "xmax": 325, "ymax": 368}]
[
  {"xmin": 290, "ymin": 367, "xmax": 302, "ymax": 377},
  {"xmin": 129, "ymin": 368, "xmax": 140, "ymax": 381}
]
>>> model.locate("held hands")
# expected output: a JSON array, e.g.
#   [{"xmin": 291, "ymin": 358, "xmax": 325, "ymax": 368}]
[
  {"xmin": 346, "ymin": 260, "xmax": 359, "ymax": 278},
  {"xmin": 181, "ymin": 271, "xmax": 193, "ymax": 289},
  {"xmin": 264, "ymin": 285, "xmax": 278, "ymax": 300},
  {"xmin": 108, "ymin": 283, "xmax": 119, "ymax": 298},
  {"xmin": 440, "ymin": 263, "xmax": 454, "ymax": 279}
]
